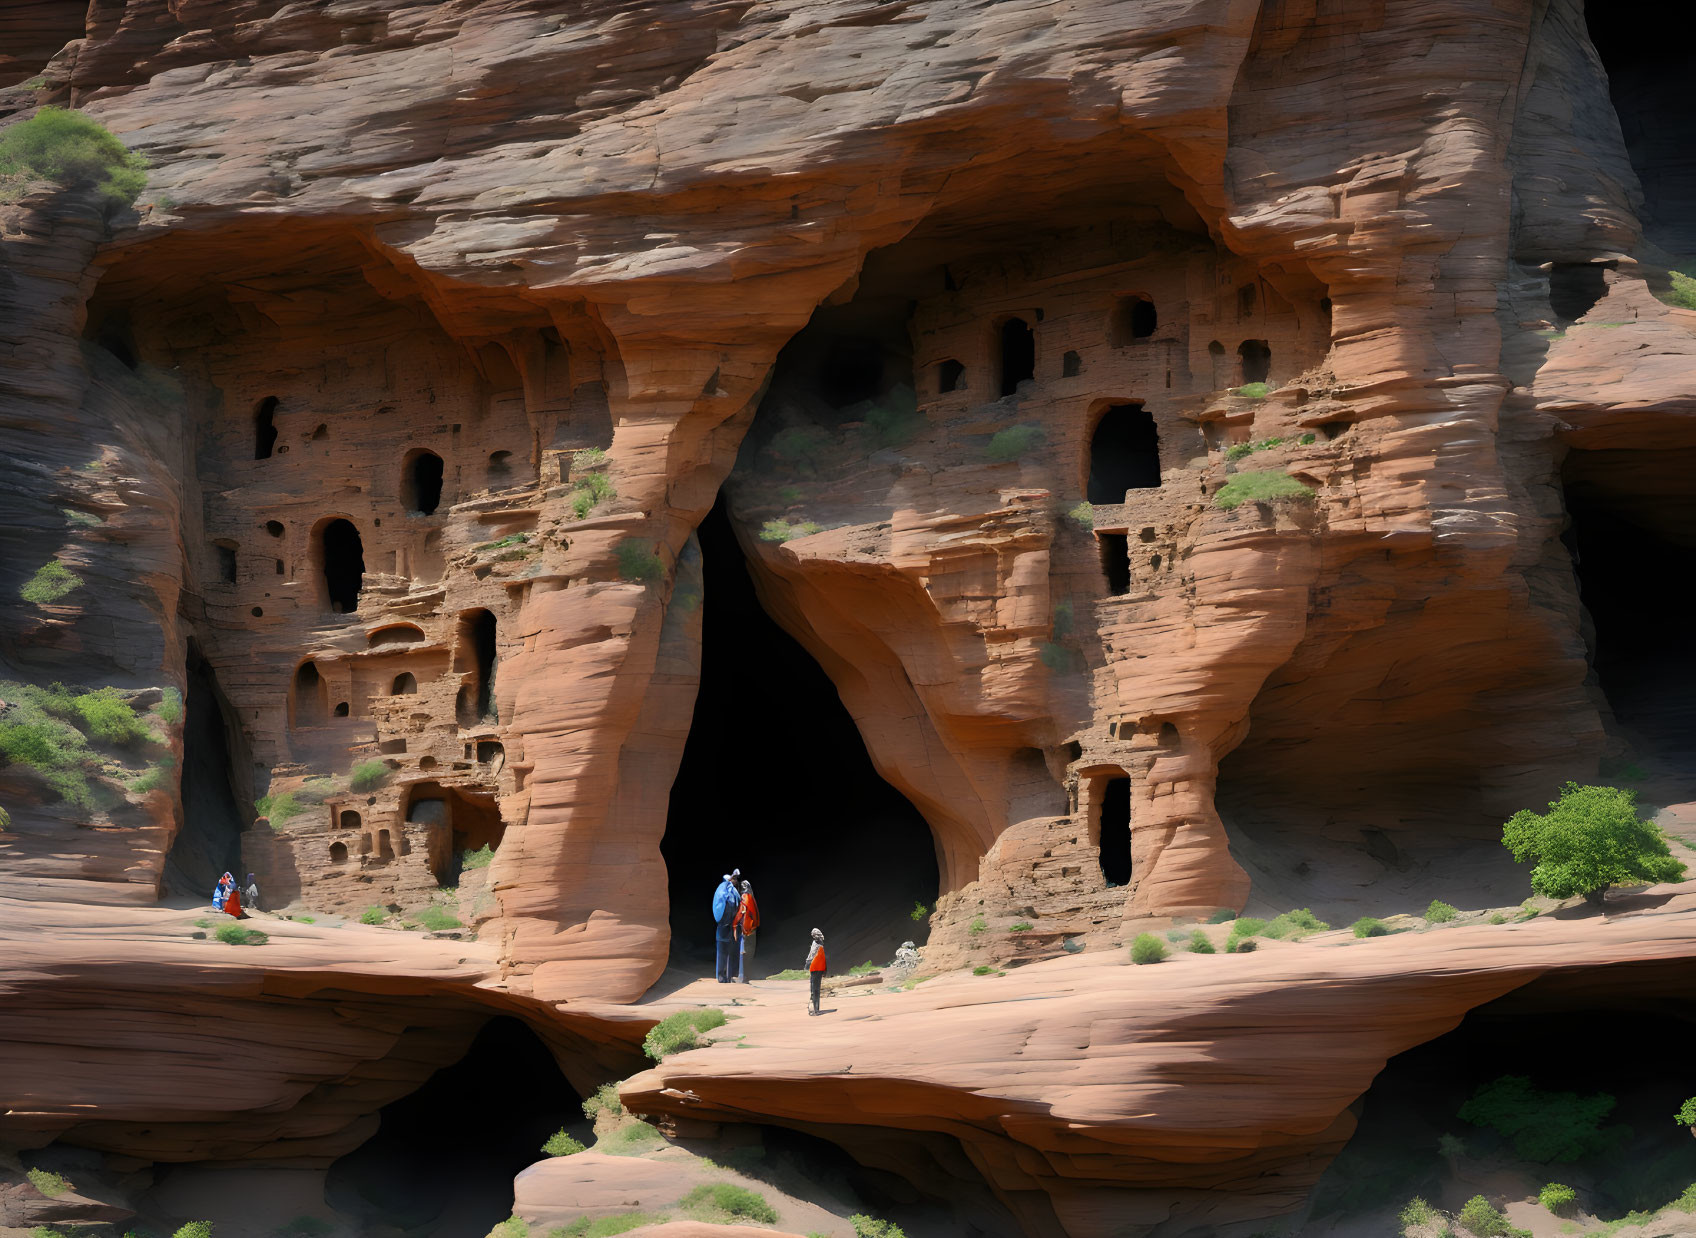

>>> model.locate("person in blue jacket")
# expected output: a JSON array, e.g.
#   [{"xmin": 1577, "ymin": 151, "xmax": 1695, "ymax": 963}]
[{"xmin": 712, "ymin": 869, "xmax": 741, "ymax": 982}]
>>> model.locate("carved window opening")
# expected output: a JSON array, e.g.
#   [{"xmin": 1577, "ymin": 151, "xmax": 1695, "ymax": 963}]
[
  {"xmin": 391, "ymin": 672, "xmax": 418, "ymax": 695},
  {"xmin": 318, "ymin": 518, "xmax": 365, "ymax": 613},
  {"xmin": 937, "ymin": 359, "xmax": 965, "ymax": 393},
  {"xmin": 1238, "ymin": 339, "xmax": 1271, "ymax": 385},
  {"xmin": 457, "ymin": 608, "xmax": 497, "ymax": 724},
  {"xmin": 333, "ymin": 701, "xmax": 349, "ymax": 717},
  {"xmin": 1087, "ymin": 402, "xmax": 1161, "ymax": 502},
  {"xmin": 368, "ymin": 624, "xmax": 424, "ymax": 648},
  {"xmin": 1109, "ymin": 295, "xmax": 1157, "ymax": 344},
  {"xmin": 377, "ymin": 829, "xmax": 394, "ymax": 861},
  {"xmin": 213, "ymin": 541, "xmax": 237, "ymax": 584},
  {"xmin": 1238, "ymin": 284, "xmax": 1257, "ymax": 318},
  {"xmin": 330, "ymin": 841, "xmax": 348, "ymax": 863},
  {"xmin": 254, "ymin": 397, "xmax": 279, "ymax": 460},
  {"xmin": 266, "ymin": 520, "xmax": 284, "ymax": 537},
  {"xmin": 339, "ymin": 810, "xmax": 361, "ymax": 830},
  {"xmin": 487, "ymin": 450, "xmax": 513, "ymax": 481},
  {"xmin": 1098, "ymin": 533, "xmax": 1130, "ymax": 596},
  {"xmin": 476, "ymin": 740, "xmax": 504, "ymax": 764},
  {"xmin": 402, "ymin": 449, "xmax": 445, "ymax": 515},
  {"xmin": 1061, "ymin": 350, "xmax": 1082, "ymax": 378},
  {"xmin": 997, "ymin": 317, "xmax": 1035, "ymax": 396}
]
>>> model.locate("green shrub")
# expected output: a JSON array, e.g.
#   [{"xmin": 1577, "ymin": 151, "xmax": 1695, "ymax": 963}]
[
  {"xmin": 572, "ymin": 447, "xmax": 608, "ymax": 469},
  {"xmin": 860, "ymin": 395, "xmax": 922, "ymax": 449},
  {"xmin": 0, "ymin": 108, "xmax": 147, "ymax": 209},
  {"xmin": 1424, "ymin": 900, "xmax": 1459, "ymax": 924},
  {"xmin": 64, "ymin": 687, "xmax": 148, "ymax": 746},
  {"xmin": 131, "ymin": 759, "xmax": 173, "ymax": 794},
  {"xmin": 1489, "ymin": 912, "xmax": 1507, "ymax": 924},
  {"xmin": 583, "ymin": 1082, "xmax": 623, "ymax": 1122},
  {"xmin": 1213, "ymin": 470, "xmax": 1315, "ymax": 510},
  {"xmin": 1299, "ymin": 432, "xmax": 1316, "ymax": 444},
  {"xmin": 851, "ymin": 1216, "xmax": 907, "ymax": 1238},
  {"xmin": 596, "ymin": 1120, "xmax": 663, "ymax": 1155},
  {"xmin": 679, "ymin": 1183, "xmax": 778, "ymax": 1225},
  {"xmin": 0, "ymin": 805, "xmax": 9, "ymax": 830},
  {"xmin": 1011, "ymin": 921, "xmax": 1034, "ymax": 932},
  {"xmin": 1437, "ymin": 1131, "xmax": 1467, "ymax": 1159},
  {"xmin": 1398, "ymin": 1196, "xmax": 1437, "ymax": 1232},
  {"xmin": 348, "ymin": 759, "xmax": 389, "ymax": 792},
  {"xmin": 972, "ymin": 964, "xmax": 995, "ymax": 975},
  {"xmin": 542, "ymin": 1129, "xmax": 585, "ymax": 1156},
  {"xmin": 173, "ymin": 1224, "xmax": 213, "ymax": 1238},
  {"xmin": 615, "ymin": 539, "xmax": 663, "ymax": 582},
  {"xmin": 20, "ymin": 560, "xmax": 81, "ymax": 605},
  {"xmin": 1671, "ymin": 1183, "xmax": 1696, "ymax": 1213},
  {"xmin": 848, "ymin": 960, "xmax": 878, "ymax": 974},
  {"xmin": 359, "ymin": 906, "xmax": 387, "ymax": 925},
  {"xmin": 487, "ymin": 1218, "xmax": 526, "ymax": 1238},
  {"xmin": 1659, "ymin": 269, "xmax": 1696, "ymax": 311},
  {"xmin": 1538, "ymin": 1183, "xmax": 1576, "ymax": 1216},
  {"xmin": 1226, "ymin": 437, "xmax": 1284, "ymax": 461},
  {"xmin": 26, "ymin": 1168, "xmax": 70, "ymax": 1197},
  {"xmin": 254, "ymin": 791, "xmax": 301, "ymax": 825},
  {"xmin": 759, "ymin": 518, "xmax": 823, "ymax": 542},
  {"xmin": 968, "ymin": 915, "xmax": 988, "ymax": 935},
  {"xmin": 215, "ymin": 924, "xmax": 267, "ymax": 946},
  {"xmin": 1130, "ymin": 932, "xmax": 1168, "ymax": 964},
  {"xmin": 910, "ymin": 901, "xmax": 929, "ymax": 921},
  {"xmin": 1352, "ymin": 917, "xmax": 1390, "ymax": 938},
  {"xmin": 1233, "ymin": 382, "xmax": 1271, "ymax": 399},
  {"xmin": 1208, "ymin": 908, "xmax": 1237, "ymax": 924},
  {"xmin": 1677, "ymin": 1097, "xmax": 1696, "ymax": 1127},
  {"xmin": 417, "ymin": 904, "xmax": 462, "ymax": 932},
  {"xmin": 985, "ymin": 424, "xmax": 1043, "ymax": 462},
  {"xmin": 1066, "ymin": 502, "xmax": 1094, "ymax": 530},
  {"xmin": 1456, "ymin": 1194, "xmax": 1510, "ymax": 1236},
  {"xmin": 0, "ymin": 683, "xmax": 101, "ymax": 808},
  {"xmin": 572, "ymin": 469, "xmax": 616, "ymax": 517},
  {"xmin": 1503, "ymin": 783, "xmax": 1685, "ymax": 903},
  {"xmin": 1189, "ymin": 930, "xmax": 1215, "ymax": 954},
  {"xmin": 643, "ymin": 1007, "xmax": 727, "ymax": 1059},
  {"xmin": 1226, "ymin": 916, "xmax": 1267, "ymax": 950},
  {"xmin": 765, "ymin": 968, "xmax": 808, "ymax": 980},
  {"xmin": 1263, "ymin": 908, "xmax": 1329, "ymax": 939},
  {"xmin": 549, "ymin": 1212, "xmax": 670, "ymax": 1238},
  {"xmin": 1459, "ymin": 1075, "xmax": 1619, "ymax": 1162},
  {"xmin": 462, "ymin": 843, "xmax": 495, "ymax": 869},
  {"xmin": 155, "ymin": 688, "xmax": 183, "ymax": 725}
]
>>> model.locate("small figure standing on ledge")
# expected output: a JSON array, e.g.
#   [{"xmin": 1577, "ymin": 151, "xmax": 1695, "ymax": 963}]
[{"xmin": 806, "ymin": 927, "xmax": 828, "ymax": 1016}]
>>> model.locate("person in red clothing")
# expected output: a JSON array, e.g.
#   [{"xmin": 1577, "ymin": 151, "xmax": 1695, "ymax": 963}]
[
  {"xmin": 805, "ymin": 927, "xmax": 827, "ymax": 1016},
  {"xmin": 733, "ymin": 880, "xmax": 759, "ymax": 983}
]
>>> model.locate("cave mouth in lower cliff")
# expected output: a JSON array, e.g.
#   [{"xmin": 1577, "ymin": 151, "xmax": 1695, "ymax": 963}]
[
  {"xmin": 324, "ymin": 1016, "xmax": 585, "ymax": 1237},
  {"xmin": 164, "ymin": 640, "xmax": 250, "ymax": 898},
  {"xmin": 1564, "ymin": 446, "xmax": 1696, "ymax": 778},
  {"xmin": 1308, "ymin": 962, "xmax": 1696, "ymax": 1229},
  {"xmin": 661, "ymin": 496, "xmax": 939, "ymax": 975}
]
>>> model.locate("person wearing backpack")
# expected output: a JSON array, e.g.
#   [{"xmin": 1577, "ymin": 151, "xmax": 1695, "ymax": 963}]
[
  {"xmin": 733, "ymin": 880, "xmax": 760, "ymax": 983},
  {"xmin": 712, "ymin": 871, "xmax": 740, "ymax": 982},
  {"xmin": 805, "ymin": 927, "xmax": 827, "ymax": 1015}
]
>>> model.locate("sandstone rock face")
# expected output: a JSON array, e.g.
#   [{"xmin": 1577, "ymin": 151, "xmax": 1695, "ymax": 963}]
[{"xmin": 4, "ymin": 0, "xmax": 1696, "ymax": 1234}]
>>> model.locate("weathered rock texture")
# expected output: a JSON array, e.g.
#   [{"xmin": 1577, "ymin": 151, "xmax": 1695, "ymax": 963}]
[{"xmin": 3, "ymin": 0, "xmax": 1696, "ymax": 1233}]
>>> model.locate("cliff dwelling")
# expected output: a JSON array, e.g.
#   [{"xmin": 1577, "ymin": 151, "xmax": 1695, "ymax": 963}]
[{"xmin": 7, "ymin": 2, "xmax": 1696, "ymax": 1237}]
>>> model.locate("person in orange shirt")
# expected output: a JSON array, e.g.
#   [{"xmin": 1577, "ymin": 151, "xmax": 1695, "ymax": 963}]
[
  {"xmin": 733, "ymin": 880, "xmax": 760, "ymax": 983},
  {"xmin": 805, "ymin": 927, "xmax": 827, "ymax": 1016}
]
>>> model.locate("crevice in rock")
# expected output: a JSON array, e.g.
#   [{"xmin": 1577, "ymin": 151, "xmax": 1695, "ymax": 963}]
[
  {"xmin": 661, "ymin": 495, "xmax": 939, "ymax": 972},
  {"xmin": 164, "ymin": 640, "xmax": 250, "ymax": 898}
]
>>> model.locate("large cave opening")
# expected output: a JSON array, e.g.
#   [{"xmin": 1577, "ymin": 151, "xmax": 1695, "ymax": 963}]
[
  {"xmin": 164, "ymin": 641, "xmax": 249, "ymax": 898},
  {"xmin": 1563, "ymin": 444, "xmax": 1696, "ymax": 776},
  {"xmin": 1086, "ymin": 401, "xmax": 1161, "ymax": 501},
  {"xmin": 661, "ymin": 497, "xmax": 939, "ymax": 975},
  {"xmin": 1307, "ymin": 963, "xmax": 1696, "ymax": 1230},
  {"xmin": 325, "ymin": 1016, "xmax": 584, "ymax": 1237},
  {"xmin": 1586, "ymin": 0, "xmax": 1695, "ymax": 255},
  {"xmin": 316, "ymin": 518, "xmax": 365, "ymax": 614}
]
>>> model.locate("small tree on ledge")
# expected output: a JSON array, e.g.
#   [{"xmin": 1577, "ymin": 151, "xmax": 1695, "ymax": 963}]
[{"xmin": 1502, "ymin": 783, "xmax": 1685, "ymax": 906}]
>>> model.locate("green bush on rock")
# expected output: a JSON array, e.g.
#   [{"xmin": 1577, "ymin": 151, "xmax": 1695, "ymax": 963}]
[
  {"xmin": 0, "ymin": 107, "xmax": 148, "ymax": 209},
  {"xmin": 1503, "ymin": 783, "xmax": 1684, "ymax": 904}
]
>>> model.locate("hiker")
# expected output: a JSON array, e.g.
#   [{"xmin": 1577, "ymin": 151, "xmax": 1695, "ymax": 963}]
[
  {"xmin": 211, "ymin": 871, "xmax": 234, "ymax": 913},
  {"xmin": 805, "ymin": 927, "xmax": 827, "ymax": 1016},
  {"xmin": 733, "ymin": 879, "xmax": 759, "ymax": 983},
  {"xmin": 243, "ymin": 873, "xmax": 260, "ymax": 912},
  {"xmin": 224, "ymin": 877, "xmax": 244, "ymax": 918},
  {"xmin": 712, "ymin": 872, "xmax": 740, "ymax": 983}
]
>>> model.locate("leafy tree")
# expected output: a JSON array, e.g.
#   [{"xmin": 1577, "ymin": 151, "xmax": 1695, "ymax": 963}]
[
  {"xmin": 1676, "ymin": 1097, "xmax": 1696, "ymax": 1128},
  {"xmin": 1459, "ymin": 1075, "xmax": 1621, "ymax": 1162},
  {"xmin": 1538, "ymin": 1183, "xmax": 1576, "ymax": 1216},
  {"xmin": 1502, "ymin": 783, "xmax": 1685, "ymax": 904},
  {"xmin": 1130, "ymin": 933, "xmax": 1167, "ymax": 964},
  {"xmin": 1456, "ymin": 1195, "xmax": 1511, "ymax": 1236},
  {"xmin": 0, "ymin": 107, "xmax": 148, "ymax": 209}
]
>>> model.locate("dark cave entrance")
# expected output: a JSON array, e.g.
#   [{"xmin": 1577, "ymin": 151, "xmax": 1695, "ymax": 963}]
[
  {"xmin": 254, "ymin": 397, "xmax": 279, "ymax": 461},
  {"xmin": 165, "ymin": 641, "xmax": 249, "ymax": 898},
  {"xmin": 1308, "ymin": 963, "xmax": 1696, "ymax": 1226},
  {"xmin": 412, "ymin": 781, "xmax": 506, "ymax": 885},
  {"xmin": 1109, "ymin": 295, "xmax": 1157, "ymax": 344},
  {"xmin": 1238, "ymin": 339, "xmax": 1271, "ymax": 385},
  {"xmin": 1562, "ymin": 445, "xmax": 1696, "ymax": 770},
  {"xmin": 1097, "ymin": 533, "xmax": 1131, "ymax": 595},
  {"xmin": 325, "ymin": 1017, "xmax": 584, "ymax": 1238},
  {"xmin": 403, "ymin": 449, "xmax": 445, "ymax": 516},
  {"xmin": 661, "ymin": 496, "xmax": 940, "ymax": 974},
  {"xmin": 1086, "ymin": 402, "xmax": 1161, "ymax": 501},
  {"xmin": 1586, "ymin": 0, "xmax": 1695, "ymax": 255},
  {"xmin": 1090, "ymin": 773, "xmax": 1132, "ymax": 886},
  {"xmin": 318, "ymin": 518, "xmax": 365, "ymax": 613},
  {"xmin": 997, "ymin": 317, "xmax": 1035, "ymax": 396}
]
